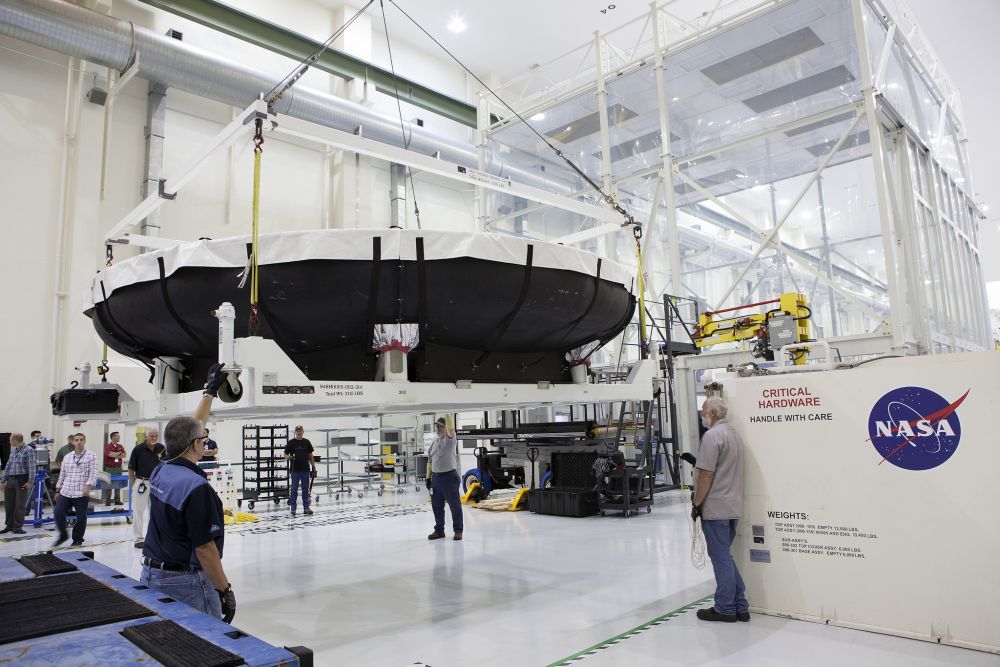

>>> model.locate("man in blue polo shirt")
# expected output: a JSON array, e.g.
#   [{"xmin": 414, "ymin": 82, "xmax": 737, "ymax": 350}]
[{"xmin": 140, "ymin": 364, "xmax": 236, "ymax": 622}]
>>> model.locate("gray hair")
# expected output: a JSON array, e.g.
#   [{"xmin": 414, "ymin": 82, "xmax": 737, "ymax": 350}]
[
  {"xmin": 703, "ymin": 396, "xmax": 728, "ymax": 418},
  {"xmin": 164, "ymin": 416, "xmax": 204, "ymax": 458},
  {"xmin": 10, "ymin": 432, "xmax": 23, "ymax": 445}
]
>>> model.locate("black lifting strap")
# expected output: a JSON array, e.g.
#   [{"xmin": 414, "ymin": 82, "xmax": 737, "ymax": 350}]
[
  {"xmin": 363, "ymin": 236, "xmax": 383, "ymax": 358},
  {"xmin": 97, "ymin": 280, "xmax": 156, "ymax": 382},
  {"xmin": 473, "ymin": 245, "xmax": 533, "ymax": 370},
  {"xmin": 415, "ymin": 237, "xmax": 428, "ymax": 344},
  {"xmin": 157, "ymin": 257, "xmax": 202, "ymax": 350}
]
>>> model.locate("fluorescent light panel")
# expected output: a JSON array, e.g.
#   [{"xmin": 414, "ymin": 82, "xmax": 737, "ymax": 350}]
[
  {"xmin": 701, "ymin": 28, "xmax": 824, "ymax": 86},
  {"xmin": 544, "ymin": 104, "xmax": 638, "ymax": 144},
  {"xmin": 742, "ymin": 65, "xmax": 855, "ymax": 113}
]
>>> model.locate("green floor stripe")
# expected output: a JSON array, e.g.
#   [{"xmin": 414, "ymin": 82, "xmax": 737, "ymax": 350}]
[{"xmin": 545, "ymin": 594, "xmax": 713, "ymax": 667}]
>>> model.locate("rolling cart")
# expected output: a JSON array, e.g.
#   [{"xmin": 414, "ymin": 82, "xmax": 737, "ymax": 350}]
[{"xmin": 241, "ymin": 425, "xmax": 290, "ymax": 511}]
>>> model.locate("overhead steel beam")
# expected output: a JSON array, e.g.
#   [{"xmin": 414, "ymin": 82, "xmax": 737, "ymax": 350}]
[{"xmin": 136, "ymin": 0, "xmax": 490, "ymax": 128}]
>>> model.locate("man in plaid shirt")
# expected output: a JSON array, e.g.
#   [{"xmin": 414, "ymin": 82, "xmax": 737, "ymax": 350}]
[
  {"xmin": 53, "ymin": 433, "xmax": 97, "ymax": 548},
  {"xmin": 2, "ymin": 433, "xmax": 36, "ymax": 534}
]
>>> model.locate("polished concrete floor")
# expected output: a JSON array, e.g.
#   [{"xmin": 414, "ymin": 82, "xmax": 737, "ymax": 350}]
[{"xmin": 1, "ymin": 490, "xmax": 996, "ymax": 666}]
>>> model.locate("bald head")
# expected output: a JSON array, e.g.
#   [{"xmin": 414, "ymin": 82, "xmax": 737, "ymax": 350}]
[{"xmin": 10, "ymin": 432, "xmax": 23, "ymax": 448}]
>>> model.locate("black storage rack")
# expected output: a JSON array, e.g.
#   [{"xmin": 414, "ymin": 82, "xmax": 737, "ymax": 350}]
[{"xmin": 242, "ymin": 425, "xmax": 290, "ymax": 511}]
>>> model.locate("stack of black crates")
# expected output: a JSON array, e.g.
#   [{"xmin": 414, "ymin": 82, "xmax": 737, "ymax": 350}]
[
  {"xmin": 527, "ymin": 451, "xmax": 601, "ymax": 517},
  {"xmin": 242, "ymin": 425, "xmax": 289, "ymax": 508}
]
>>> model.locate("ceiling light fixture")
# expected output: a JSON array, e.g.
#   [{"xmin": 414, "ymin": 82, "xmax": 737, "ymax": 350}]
[
  {"xmin": 448, "ymin": 15, "xmax": 466, "ymax": 33},
  {"xmin": 530, "ymin": 112, "xmax": 546, "ymax": 121}
]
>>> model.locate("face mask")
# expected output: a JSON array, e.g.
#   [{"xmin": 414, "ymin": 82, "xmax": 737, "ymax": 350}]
[{"xmin": 701, "ymin": 414, "xmax": 712, "ymax": 429}]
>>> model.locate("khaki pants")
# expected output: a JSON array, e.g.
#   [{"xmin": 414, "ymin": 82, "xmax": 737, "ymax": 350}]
[{"xmin": 132, "ymin": 480, "xmax": 150, "ymax": 542}]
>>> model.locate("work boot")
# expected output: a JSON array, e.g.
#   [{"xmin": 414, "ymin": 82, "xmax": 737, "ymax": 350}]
[
  {"xmin": 304, "ymin": 508, "xmax": 313, "ymax": 516},
  {"xmin": 52, "ymin": 534, "xmax": 69, "ymax": 549},
  {"xmin": 696, "ymin": 607, "xmax": 737, "ymax": 623},
  {"xmin": 427, "ymin": 531, "xmax": 445, "ymax": 540},
  {"xmin": 453, "ymin": 532, "xmax": 463, "ymax": 541},
  {"xmin": 134, "ymin": 540, "xmax": 144, "ymax": 549},
  {"xmin": 737, "ymin": 611, "xmax": 750, "ymax": 622}
]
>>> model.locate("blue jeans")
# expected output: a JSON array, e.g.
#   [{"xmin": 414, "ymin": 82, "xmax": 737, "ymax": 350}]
[
  {"xmin": 431, "ymin": 470, "xmax": 463, "ymax": 534},
  {"xmin": 702, "ymin": 518, "xmax": 749, "ymax": 615},
  {"xmin": 290, "ymin": 470, "xmax": 311, "ymax": 511},
  {"xmin": 54, "ymin": 495, "xmax": 89, "ymax": 542},
  {"xmin": 141, "ymin": 565, "xmax": 223, "ymax": 618}
]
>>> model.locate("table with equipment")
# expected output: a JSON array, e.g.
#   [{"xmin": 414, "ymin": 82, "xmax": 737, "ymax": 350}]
[{"xmin": 0, "ymin": 550, "xmax": 312, "ymax": 666}]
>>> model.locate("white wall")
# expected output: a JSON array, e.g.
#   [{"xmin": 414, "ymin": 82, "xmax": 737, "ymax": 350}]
[{"xmin": 0, "ymin": 0, "xmax": 480, "ymax": 446}]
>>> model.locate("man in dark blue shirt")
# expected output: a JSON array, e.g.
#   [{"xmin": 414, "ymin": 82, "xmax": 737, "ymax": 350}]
[
  {"xmin": 284, "ymin": 426, "xmax": 315, "ymax": 517},
  {"xmin": 140, "ymin": 364, "xmax": 235, "ymax": 622}
]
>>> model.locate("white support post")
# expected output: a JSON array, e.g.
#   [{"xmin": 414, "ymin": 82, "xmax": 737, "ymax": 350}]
[
  {"xmin": 852, "ymin": 0, "xmax": 908, "ymax": 354},
  {"xmin": 475, "ymin": 93, "xmax": 489, "ymax": 232},
  {"xmin": 873, "ymin": 22, "xmax": 896, "ymax": 90},
  {"xmin": 594, "ymin": 30, "xmax": 618, "ymax": 264},
  {"xmin": 651, "ymin": 1, "xmax": 684, "ymax": 298},
  {"xmin": 104, "ymin": 99, "xmax": 268, "ymax": 245}
]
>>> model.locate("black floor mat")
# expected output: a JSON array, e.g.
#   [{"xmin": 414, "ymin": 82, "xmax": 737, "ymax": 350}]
[
  {"xmin": 16, "ymin": 553, "xmax": 79, "ymax": 576},
  {"xmin": 0, "ymin": 572, "xmax": 155, "ymax": 645},
  {"xmin": 121, "ymin": 619, "xmax": 245, "ymax": 667}
]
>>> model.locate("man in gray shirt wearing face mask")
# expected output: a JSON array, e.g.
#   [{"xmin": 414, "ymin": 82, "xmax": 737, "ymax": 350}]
[
  {"xmin": 426, "ymin": 415, "xmax": 463, "ymax": 541},
  {"xmin": 692, "ymin": 396, "xmax": 749, "ymax": 623}
]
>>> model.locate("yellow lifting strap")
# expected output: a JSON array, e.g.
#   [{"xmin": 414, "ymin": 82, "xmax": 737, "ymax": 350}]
[
  {"xmin": 249, "ymin": 118, "xmax": 264, "ymax": 335},
  {"xmin": 632, "ymin": 225, "xmax": 648, "ymax": 352}
]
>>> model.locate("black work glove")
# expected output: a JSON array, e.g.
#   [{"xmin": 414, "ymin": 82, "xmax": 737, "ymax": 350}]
[
  {"xmin": 680, "ymin": 452, "xmax": 697, "ymax": 467},
  {"xmin": 691, "ymin": 504, "xmax": 702, "ymax": 521},
  {"xmin": 204, "ymin": 362, "xmax": 227, "ymax": 397},
  {"xmin": 218, "ymin": 585, "xmax": 236, "ymax": 623},
  {"xmin": 425, "ymin": 477, "xmax": 432, "ymax": 491},
  {"xmin": 310, "ymin": 469, "xmax": 317, "ymax": 479}
]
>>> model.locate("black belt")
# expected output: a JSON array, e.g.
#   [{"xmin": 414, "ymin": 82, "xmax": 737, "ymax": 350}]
[{"xmin": 142, "ymin": 557, "xmax": 192, "ymax": 572}]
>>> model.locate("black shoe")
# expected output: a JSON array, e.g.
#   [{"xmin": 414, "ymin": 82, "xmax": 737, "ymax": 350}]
[
  {"xmin": 453, "ymin": 532, "xmax": 463, "ymax": 541},
  {"xmin": 290, "ymin": 511, "xmax": 296, "ymax": 518},
  {"xmin": 71, "ymin": 540, "xmax": 84, "ymax": 546},
  {"xmin": 737, "ymin": 611, "xmax": 750, "ymax": 622},
  {"xmin": 134, "ymin": 541, "xmax": 144, "ymax": 549},
  {"xmin": 114, "ymin": 501, "xmax": 124, "ymax": 506},
  {"xmin": 12, "ymin": 529, "xmax": 26, "ymax": 535},
  {"xmin": 304, "ymin": 508, "xmax": 313, "ymax": 515},
  {"xmin": 696, "ymin": 607, "xmax": 738, "ymax": 623},
  {"xmin": 427, "ymin": 531, "xmax": 445, "ymax": 540},
  {"xmin": 52, "ymin": 535, "xmax": 69, "ymax": 549},
  {"xmin": 0, "ymin": 528, "xmax": 11, "ymax": 534}
]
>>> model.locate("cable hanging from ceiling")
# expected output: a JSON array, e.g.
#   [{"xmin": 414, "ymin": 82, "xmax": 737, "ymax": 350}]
[{"xmin": 383, "ymin": 0, "xmax": 650, "ymax": 353}]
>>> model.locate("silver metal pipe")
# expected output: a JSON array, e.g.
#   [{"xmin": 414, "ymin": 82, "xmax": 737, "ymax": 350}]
[{"xmin": 0, "ymin": 0, "xmax": 572, "ymax": 194}]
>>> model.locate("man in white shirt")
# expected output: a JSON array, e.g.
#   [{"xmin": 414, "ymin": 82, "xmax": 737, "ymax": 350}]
[
  {"xmin": 426, "ymin": 415, "xmax": 463, "ymax": 541},
  {"xmin": 53, "ymin": 433, "xmax": 97, "ymax": 548}
]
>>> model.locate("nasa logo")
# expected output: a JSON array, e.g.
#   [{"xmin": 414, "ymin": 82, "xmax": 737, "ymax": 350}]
[{"xmin": 866, "ymin": 386, "xmax": 969, "ymax": 470}]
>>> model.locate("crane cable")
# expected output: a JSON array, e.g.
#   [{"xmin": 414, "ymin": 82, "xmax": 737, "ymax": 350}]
[{"xmin": 383, "ymin": 0, "xmax": 648, "ymax": 346}]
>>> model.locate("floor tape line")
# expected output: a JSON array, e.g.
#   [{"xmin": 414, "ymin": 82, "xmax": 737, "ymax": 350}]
[{"xmin": 545, "ymin": 593, "xmax": 714, "ymax": 667}]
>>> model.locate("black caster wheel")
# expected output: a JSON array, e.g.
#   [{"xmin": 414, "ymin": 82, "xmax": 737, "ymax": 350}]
[
  {"xmin": 357, "ymin": 492, "xmax": 364, "ymax": 499},
  {"xmin": 601, "ymin": 511, "xmax": 606, "ymax": 517},
  {"xmin": 646, "ymin": 506, "xmax": 652, "ymax": 514},
  {"xmin": 237, "ymin": 500, "xmax": 242, "ymax": 508},
  {"xmin": 377, "ymin": 490, "xmax": 384, "ymax": 497},
  {"xmin": 314, "ymin": 495, "xmax": 319, "ymax": 504},
  {"xmin": 126, "ymin": 517, "xmax": 133, "ymax": 524},
  {"xmin": 248, "ymin": 501, "xmax": 255, "ymax": 511},
  {"xmin": 335, "ymin": 494, "xmax": 340, "ymax": 501},
  {"xmin": 379, "ymin": 483, "xmax": 385, "ymax": 490}
]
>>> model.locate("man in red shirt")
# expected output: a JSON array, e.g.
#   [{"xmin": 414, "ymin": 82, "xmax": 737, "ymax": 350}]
[{"xmin": 102, "ymin": 431, "xmax": 127, "ymax": 506}]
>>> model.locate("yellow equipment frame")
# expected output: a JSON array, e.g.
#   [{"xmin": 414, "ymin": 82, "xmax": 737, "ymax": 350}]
[{"xmin": 693, "ymin": 292, "xmax": 811, "ymax": 364}]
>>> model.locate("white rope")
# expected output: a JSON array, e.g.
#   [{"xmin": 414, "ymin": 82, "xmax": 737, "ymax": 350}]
[{"xmin": 691, "ymin": 516, "xmax": 707, "ymax": 570}]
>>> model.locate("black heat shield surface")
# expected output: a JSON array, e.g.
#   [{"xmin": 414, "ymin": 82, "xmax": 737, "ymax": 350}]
[{"xmin": 90, "ymin": 254, "xmax": 634, "ymax": 388}]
